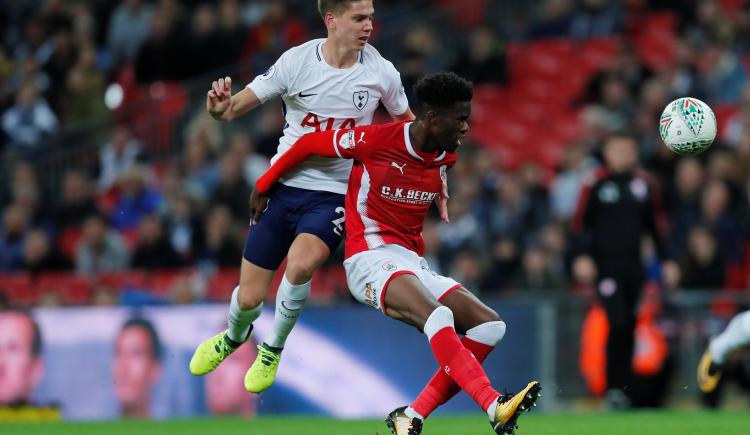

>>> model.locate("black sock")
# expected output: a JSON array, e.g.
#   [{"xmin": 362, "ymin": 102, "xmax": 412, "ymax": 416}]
[{"xmin": 262, "ymin": 342, "xmax": 283, "ymax": 354}]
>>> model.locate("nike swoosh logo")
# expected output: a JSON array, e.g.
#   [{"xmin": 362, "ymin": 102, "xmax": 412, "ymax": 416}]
[
  {"xmin": 280, "ymin": 300, "xmax": 302, "ymax": 311},
  {"xmin": 299, "ymin": 92, "xmax": 316, "ymax": 98}
]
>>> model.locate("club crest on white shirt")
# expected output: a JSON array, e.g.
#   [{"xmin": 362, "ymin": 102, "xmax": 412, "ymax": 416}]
[{"xmin": 353, "ymin": 90, "xmax": 369, "ymax": 110}]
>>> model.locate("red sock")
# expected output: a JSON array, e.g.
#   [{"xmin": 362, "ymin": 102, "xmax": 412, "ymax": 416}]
[
  {"xmin": 412, "ymin": 337, "xmax": 494, "ymax": 417},
  {"xmin": 427, "ymin": 327, "xmax": 499, "ymax": 412}
]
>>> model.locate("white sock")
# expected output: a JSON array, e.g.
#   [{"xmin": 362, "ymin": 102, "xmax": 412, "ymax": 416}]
[
  {"xmin": 709, "ymin": 310, "xmax": 750, "ymax": 364},
  {"xmin": 264, "ymin": 275, "xmax": 311, "ymax": 349},
  {"xmin": 486, "ymin": 398, "xmax": 499, "ymax": 420},
  {"xmin": 404, "ymin": 406, "xmax": 424, "ymax": 420},
  {"xmin": 226, "ymin": 286, "xmax": 263, "ymax": 343}
]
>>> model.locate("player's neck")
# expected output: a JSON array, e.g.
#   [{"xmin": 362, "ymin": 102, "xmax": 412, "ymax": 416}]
[
  {"xmin": 321, "ymin": 39, "xmax": 359, "ymax": 68},
  {"xmin": 409, "ymin": 120, "xmax": 439, "ymax": 154}
]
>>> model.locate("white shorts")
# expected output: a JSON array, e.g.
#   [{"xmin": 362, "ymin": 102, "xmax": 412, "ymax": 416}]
[{"xmin": 343, "ymin": 244, "xmax": 461, "ymax": 313}]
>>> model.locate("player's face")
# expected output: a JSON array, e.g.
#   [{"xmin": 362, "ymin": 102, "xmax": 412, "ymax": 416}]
[
  {"xmin": 113, "ymin": 327, "xmax": 160, "ymax": 407},
  {"xmin": 0, "ymin": 313, "xmax": 42, "ymax": 404},
  {"xmin": 431, "ymin": 101, "xmax": 471, "ymax": 153},
  {"xmin": 333, "ymin": 1, "xmax": 374, "ymax": 50}
]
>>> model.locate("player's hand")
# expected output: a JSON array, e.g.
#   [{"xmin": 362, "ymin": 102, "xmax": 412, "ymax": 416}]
[
  {"xmin": 207, "ymin": 76, "xmax": 232, "ymax": 119},
  {"xmin": 249, "ymin": 188, "xmax": 269, "ymax": 225},
  {"xmin": 437, "ymin": 172, "xmax": 450, "ymax": 223}
]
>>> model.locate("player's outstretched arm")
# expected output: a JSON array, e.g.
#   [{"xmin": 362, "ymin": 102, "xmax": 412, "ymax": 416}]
[
  {"xmin": 206, "ymin": 76, "xmax": 262, "ymax": 122},
  {"xmin": 255, "ymin": 131, "xmax": 341, "ymax": 194}
]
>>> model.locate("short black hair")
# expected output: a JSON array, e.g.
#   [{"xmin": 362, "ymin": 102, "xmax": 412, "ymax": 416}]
[
  {"xmin": 414, "ymin": 72, "xmax": 473, "ymax": 111},
  {"xmin": 120, "ymin": 317, "xmax": 162, "ymax": 360}
]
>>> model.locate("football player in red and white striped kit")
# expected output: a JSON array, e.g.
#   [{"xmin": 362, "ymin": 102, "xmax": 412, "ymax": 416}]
[{"xmin": 254, "ymin": 72, "xmax": 540, "ymax": 435}]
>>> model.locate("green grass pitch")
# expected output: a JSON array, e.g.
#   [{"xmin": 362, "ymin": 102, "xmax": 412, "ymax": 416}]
[{"xmin": 3, "ymin": 411, "xmax": 749, "ymax": 435}]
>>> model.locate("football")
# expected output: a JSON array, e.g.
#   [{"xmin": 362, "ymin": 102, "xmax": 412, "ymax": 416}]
[{"xmin": 659, "ymin": 97, "xmax": 717, "ymax": 155}]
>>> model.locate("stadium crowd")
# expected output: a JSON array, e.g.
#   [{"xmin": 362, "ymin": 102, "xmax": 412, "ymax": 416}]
[{"xmin": 1, "ymin": 0, "xmax": 750, "ymax": 309}]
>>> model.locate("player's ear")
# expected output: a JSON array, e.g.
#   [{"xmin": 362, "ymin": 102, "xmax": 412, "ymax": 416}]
[{"xmin": 324, "ymin": 11, "xmax": 336, "ymax": 31}]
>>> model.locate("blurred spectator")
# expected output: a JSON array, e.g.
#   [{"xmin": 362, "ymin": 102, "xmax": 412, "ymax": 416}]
[
  {"xmin": 539, "ymin": 222, "xmax": 568, "ymax": 280},
  {"xmin": 448, "ymin": 249, "xmax": 486, "ymax": 293},
  {"xmin": 169, "ymin": 274, "xmax": 205, "ymax": 305},
  {"xmin": 699, "ymin": 178, "xmax": 743, "ymax": 262},
  {"xmin": 54, "ymin": 169, "xmax": 98, "ymax": 230},
  {"xmin": 0, "ymin": 204, "xmax": 30, "ymax": 271},
  {"xmin": 181, "ymin": 136, "xmax": 219, "ymax": 203},
  {"xmin": 134, "ymin": 11, "xmax": 182, "ymax": 83},
  {"xmin": 528, "ymin": 0, "xmax": 574, "ymax": 39},
  {"xmin": 227, "ymin": 132, "xmax": 269, "ymax": 186},
  {"xmin": 400, "ymin": 26, "xmax": 445, "ymax": 102},
  {"xmin": 196, "ymin": 205, "xmax": 239, "ymax": 269},
  {"xmin": 551, "ymin": 144, "xmax": 599, "ymax": 220},
  {"xmin": 666, "ymin": 157, "xmax": 705, "ymax": 255},
  {"xmin": 679, "ymin": 225, "xmax": 725, "ymax": 289},
  {"xmin": 165, "ymin": 193, "xmax": 202, "ymax": 262},
  {"xmin": 7, "ymin": 161, "xmax": 48, "ymax": 227},
  {"xmin": 216, "ymin": 0, "xmax": 248, "ymax": 72},
  {"xmin": 108, "ymin": 0, "xmax": 154, "ymax": 68},
  {"xmin": 91, "ymin": 284, "xmax": 119, "ymax": 306},
  {"xmin": 111, "ymin": 165, "xmax": 162, "ymax": 231},
  {"xmin": 483, "ymin": 237, "xmax": 521, "ymax": 291},
  {"xmin": 97, "ymin": 125, "xmax": 145, "ymax": 192},
  {"xmin": 697, "ymin": 42, "xmax": 747, "ymax": 104},
  {"xmin": 421, "ymin": 218, "xmax": 444, "ymax": 274},
  {"xmin": 243, "ymin": 1, "xmax": 308, "ymax": 75},
  {"xmin": 569, "ymin": 0, "xmax": 622, "ymax": 39},
  {"xmin": 487, "ymin": 174, "xmax": 534, "ymax": 241},
  {"xmin": 76, "ymin": 214, "xmax": 129, "ymax": 276},
  {"xmin": 62, "ymin": 42, "xmax": 107, "ymax": 124},
  {"xmin": 1, "ymin": 81, "xmax": 58, "ymax": 156},
  {"xmin": 186, "ymin": 4, "xmax": 220, "ymax": 78},
  {"xmin": 518, "ymin": 162, "xmax": 551, "ymax": 233},
  {"xmin": 721, "ymin": 83, "xmax": 750, "ymax": 147},
  {"xmin": 130, "ymin": 214, "xmax": 182, "ymax": 270},
  {"xmin": 512, "ymin": 242, "xmax": 565, "ymax": 290},
  {"xmin": 44, "ymin": 23, "xmax": 78, "ymax": 113},
  {"xmin": 450, "ymin": 26, "xmax": 506, "ymax": 85},
  {"xmin": 13, "ymin": 17, "xmax": 54, "ymax": 65},
  {"xmin": 113, "ymin": 317, "xmax": 162, "ymax": 418},
  {"xmin": 211, "ymin": 151, "xmax": 250, "ymax": 221},
  {"xmin": 22, "ymin": 229, "xmax": 71, "ymax": 275}
]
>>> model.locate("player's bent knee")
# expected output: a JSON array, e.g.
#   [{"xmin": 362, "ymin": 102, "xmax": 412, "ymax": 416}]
[
  {"xmin": 466, "ymin": 320, "xmax": 507, "ymax": 346},
  {"xmin": 284, "ymin": 261, "xmax": 319, "ymax": 285},
  {"xmin": 423, "ymin": 306, "xmax": 455, "ymax": 339},
  {"xmin": 237, "ymin": 286, "xmax": 265, "ymax": 311}
]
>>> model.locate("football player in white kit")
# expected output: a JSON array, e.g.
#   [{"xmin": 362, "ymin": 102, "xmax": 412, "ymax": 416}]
[{"xmin": 189, "ymin": 0, "xmax": 436, "ymax": 394}]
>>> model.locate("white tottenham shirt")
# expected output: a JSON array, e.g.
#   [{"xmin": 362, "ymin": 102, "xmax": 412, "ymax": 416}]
[{"xmin": 247, "ymin": 38, "xmax": 409, "ymax": 194}]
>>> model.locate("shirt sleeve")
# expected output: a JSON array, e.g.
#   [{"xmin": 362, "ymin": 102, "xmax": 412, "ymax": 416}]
[
  {"xmin": 379, "ymin": 60, "xmax": 409, "ymax": 116},
  {"xmin": 255, "ymin": 130, "xmax": 338, "ymax": 193},
  {"xmin": 331, "ymin": 125, "xmax": 381, "ymax": 160},
  {"xmin": 246, "ymin": 51, "xmax": 293, "ymax": 103}
]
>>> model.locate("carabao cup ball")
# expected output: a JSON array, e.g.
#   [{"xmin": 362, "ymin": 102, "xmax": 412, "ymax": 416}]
[{"xmin": 659, "ymin": 97, "xmax": 717, "ymax": 155}]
